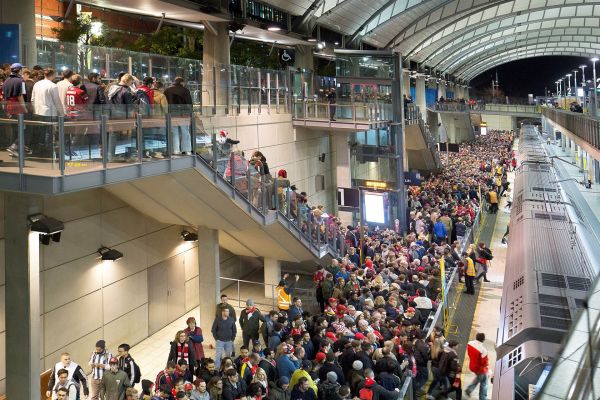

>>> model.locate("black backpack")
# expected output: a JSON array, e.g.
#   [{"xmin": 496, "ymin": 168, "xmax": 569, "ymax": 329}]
[{"xmin": 132, "ymin": 358, "xmax": 142, "ymax": 384}]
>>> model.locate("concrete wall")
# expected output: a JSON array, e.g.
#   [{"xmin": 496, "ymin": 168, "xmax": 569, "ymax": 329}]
[
  {"xmin": 0, "ymin": 188, "xmax": 263, "ymax": 392},
  {"xmin": 202, "ymin": 114, "xmax": 335, "ymax": 212},
  {"xmin": 480, "ymin": 114, "xmax": 515, "ymax": 130}
]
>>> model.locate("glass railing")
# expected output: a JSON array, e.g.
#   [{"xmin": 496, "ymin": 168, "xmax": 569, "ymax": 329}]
[
  {"xmin": 481, "ymin": 103, "xmax": 540, "ymax": 114},
  {"xmin": 0, "ymin": 102, "xmax": 194, "ymax": 175},
  {"xmin": 193, "ymin": 127, "xmax": 347, "ymax": 257},
  {"xmin": 542, "ymin": 107, "xmax": 600, "ymax": 150},
  {"xmin": 36, "ymin": 41, "xmax": 290, "ymax": 117},
  {"xmin": 423, "ymin": 202, "xmax": 483, "ymax": 336},
  {"xmin": 291, "ymin": 99, "xmax": 391, "ymax": 122}
]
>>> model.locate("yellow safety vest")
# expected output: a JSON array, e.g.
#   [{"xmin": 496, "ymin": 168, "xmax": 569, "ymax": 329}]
[
  {"xmin": 277, "ymin": 286, "xmax": 291, "ymax": 310},
  {"xmin": 488, "ymin": 191, "xmax": 498, "ymax": 204},
  {"xmin": 465, "ymin": 257, "xmax": 476, "ymax": 276}
]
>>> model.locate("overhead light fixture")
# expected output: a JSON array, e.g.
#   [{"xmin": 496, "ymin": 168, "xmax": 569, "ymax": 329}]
[
  {"xmin": 592, "ymin": 57, "xmax": 599, "ymax": 62},
  {"xmin": 98, "ymin": 246, "xmax": 123, "ymax": 261},
  {"xmin": 307, "ymin": 38, "xmax": 317, "ymax": 42},
  {"xmin": 29, "ymin": 214, "xmax": 64, "ymax": 245},
  {"xmin": 181, "ymin": 230, "xmax": 198, "ymax": 242},
  {"xmin": 317, "ymin": 42, "xmax": 325, "ymax": 50},
  {"xmin": 267, "ymin": 26, "xmax": 282, "ymax": 32}
]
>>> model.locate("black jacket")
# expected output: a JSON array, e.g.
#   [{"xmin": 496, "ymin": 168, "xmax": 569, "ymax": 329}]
[
  {"xmin": 223, "ymin": 378, "xmax": 247, "ymax": 400},
  {"xmin": 239, "ymin": 309, "xmax": 266, "ymax": 336},
  {"xmin": 318, "ymin": 362, "xmax": 346, "ymax": 385},
  {"xmin": 168, "ymin": 340, "xmax": 196, "ymax": 376},
  {"xmin": 212, "ymin": 316, "xmax": 237, "ymax": 342},
  {"xmin": 291, "ymin": 387, "xmax": 317, "ymax": 400}
]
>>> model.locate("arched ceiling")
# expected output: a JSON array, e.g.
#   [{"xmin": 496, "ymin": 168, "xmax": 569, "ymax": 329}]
[{"xmin": 263, "ymin": 0, "xmax": 600, "ymax": 81}]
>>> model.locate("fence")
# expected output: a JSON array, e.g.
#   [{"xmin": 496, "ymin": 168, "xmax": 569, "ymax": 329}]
[{"xmin": 542, "ymin": 107, "xmax": 600, "ymax": 150}]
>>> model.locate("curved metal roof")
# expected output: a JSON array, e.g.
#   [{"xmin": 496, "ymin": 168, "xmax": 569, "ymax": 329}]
[{"xmin": 267, "ymin": 0, "xmax": 600, "ymax": 80}]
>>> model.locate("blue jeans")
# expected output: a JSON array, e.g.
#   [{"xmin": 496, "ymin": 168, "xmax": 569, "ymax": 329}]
[
  {"xmin": 214, "ymin": 340, "xmax": 233, "ymax": 370},
  {"xmin": 466, "ymin": 373, "xmax": 487, "ymax": 400},
  {"xmin": 172, "ymin": 124, "xmax": 191, "ymax": 153}
]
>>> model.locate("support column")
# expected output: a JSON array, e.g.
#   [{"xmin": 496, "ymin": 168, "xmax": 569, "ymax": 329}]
[
  {"xmin": 203, "ymin": 22, "xmax": 231, "ymax": 114},
  {"xmin": 392, "ymin": 53, "xmax": 407, "ymax": 233},
  {"xmin": 264, "ymin": 258, "xmax": 281, "ymax": 299},
  {"xmin": 198, "ymin": 227, "xmax": 220, "ymax": 344},
  {"xmin": 464, "ymin": 86, "xmax": 470, "ymax": 100},
  {"xmin": 437, "ymin": 83, "xmax": 446, "ymax": 100},
  {"xmin": 415, "ymin": 77, "xmax": 426, "ymax": 117},
  {"xmin": 5, "ymin": 193, "xmax": 42, "ymax": 399},
  {"xmin": 0, "ymin": 0, "xmax": 36, "ymax": 66},
  {"xmin": 294, "ymin": 45, "xmax": 314, "ymax": 72},
  {"xmin": 334, "ymin": 133, "xmax": 353, "ymax": 227},
  {"xmin": 403, "ymin": 71, "xmax": 411, "ymax": 99}
]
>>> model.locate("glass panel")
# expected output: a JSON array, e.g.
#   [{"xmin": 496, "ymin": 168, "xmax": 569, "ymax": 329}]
[
  {"xmin": 63, "ymin": 104, "xmax": 104, "ymax": 173},
  {"xmin": 104, "ymin": 104, "xmax": 139, "ymax": 166},
  {"xmin": 23, "ymin": 112, "xmax": 59, "ymax": 172}
]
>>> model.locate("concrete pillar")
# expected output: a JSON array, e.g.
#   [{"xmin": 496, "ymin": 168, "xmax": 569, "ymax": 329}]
[
  {"xmin": 416, "ymin": 77, "xmax": 427, "ymax": 117},
  {"xmin": 5, "ymin": 193, "xmax": 43, "ymax": 399},
  {"xmin": 203, "ymin": 22, "xmax": 231, "ymax": 114},
  {"xmin": 197, "ymin": 227, "xmax": 220, "ymax": 344},
  {"xmin": 0, "ymin": 0, "xmax": 36, "ymax": 66},
  {"xmin": 264, "ymin": 258, "xmax": 281, "ymax": 299},
  {"xmin": 294, "ymin": 45, "xmax": 314, "ymax": 72},
  {"xmin": 334, "ymin": 133, "xmax": 353, "ymax": 227},
  {"xmin": 465, "ymin": 86, "xmax": 470, "ymax": 100},
  {"xmin": 438, "ymin": 83, "xmax": 446, "ymax": 100},
  {"xmin": 403, "ymin": 71, "xmax": 411, "ymax": 99}
]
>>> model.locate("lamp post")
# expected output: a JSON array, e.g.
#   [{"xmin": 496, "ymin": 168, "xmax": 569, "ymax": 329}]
[
  {"xmin": 566, "ymin": 73, "xmax": 572, "ymax": 97},
  {"xmin": 556, "ymin": 81, "xmax": 560, "ymax": 99},
  {"xmin": 580, "ymin": 65, "xmax": 587, "ymax": 112},
  {"xmin": 573, "ymin": 70, "xmax": 579, "ymax": 99},
  {"xmin": 592, "ymin": 57, "xmax": 599, "ymax": 117}
]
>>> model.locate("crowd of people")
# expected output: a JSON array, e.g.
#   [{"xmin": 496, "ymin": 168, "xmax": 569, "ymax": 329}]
[
  {"xmin": 44, "ymin": 130, "xmax": 512, "ymax": 400},
  {"xmin": 0, "ymin": 62, "xmax": 194, "ymax": 159}
]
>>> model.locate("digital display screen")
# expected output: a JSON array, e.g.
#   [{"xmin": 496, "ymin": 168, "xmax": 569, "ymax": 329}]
[
  {"xmin": 0, "ymin": 25, "xmax": 20, "ymax": 64},
  {"xmin": 364, "ymin": 192, "xmax": 385, "ymax": 224}
]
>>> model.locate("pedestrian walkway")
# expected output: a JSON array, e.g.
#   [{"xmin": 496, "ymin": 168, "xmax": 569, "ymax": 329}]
[{"xmin": 459, "ymin": 141, "xmax": 517, "ymax": 400}]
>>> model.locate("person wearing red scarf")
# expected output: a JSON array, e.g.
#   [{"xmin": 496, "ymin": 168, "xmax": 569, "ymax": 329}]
[{"xmin": 168, "ymin": 330, "xmax": 197, "ymax": 377}]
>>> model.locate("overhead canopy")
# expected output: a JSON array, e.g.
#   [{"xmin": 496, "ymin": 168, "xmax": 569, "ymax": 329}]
[{"xmin": 262, "ymin": 0, "xmax": 600, "ymax": 80}]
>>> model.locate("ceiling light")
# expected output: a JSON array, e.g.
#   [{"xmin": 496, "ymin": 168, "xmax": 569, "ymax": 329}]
[
  {"xmin": 181, "ymin": 230, "xmax": 198, "ymax": 242},
  {"xmin": 98, "ymin": 246, "xmax": 123, "ymax": 261},
  {"xmin": 592, "ymin": 57, "xmax": 599, "ymax": 62},
  {"xmin": 317, "ymin": 42, "xmax": 325, "ymax": 50},
  {"xmin": 267, "ymin": 26, "xmax": 281, "ymax": 32},
  {"xmin": 308, "ymin": 38, "xmax": 317, "ymax": 42},
  {"xmin": 29, "ymin": 214, "xmax": 64, "ymax": 245}
]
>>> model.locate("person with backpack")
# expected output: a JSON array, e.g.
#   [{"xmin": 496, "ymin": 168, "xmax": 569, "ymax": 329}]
[
  {"xmin": 317, "ymin": 371, "xmax": 341, "ymax": 400},
  {"xmin": 118, "ymin": 343, "xmax": 141, "ymax": 387},
  {"xmin": 357, "ymin": 370, "xmax": 398, "ymax": 400},
  {"xmin": 475, "ymin": 242, "xmax": 492, "ymax": 283},
  {"xmin": 164, "ymin": 76, "xmax": 193, "ymax": 155},
  {"xmin": 465, "ymin": 333, "xmax": 489, "ymax": 400},
  {"xmin": 82, "ymin": 72, "xmax": 106, "ymax": 107},
  {"xmin": 51, "ymin": 368, "xmax": 81, "ymax": 400},
  {"xmin": 435, "ymin": 340, "xmax": 461, "ymax": 400}
]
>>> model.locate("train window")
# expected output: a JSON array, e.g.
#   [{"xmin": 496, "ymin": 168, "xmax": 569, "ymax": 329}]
[
  {"xmin": 539, "ymin": 294, "xmax": 569, "ymax": 307},
  {"xmin": 539, "ymin": 306, "xmax": 571, "ymax": 319},
  {"xmin": 567, "ymin": 276, "xmax": 592, "ymax": 291},
  {"xmin": 507, "ymin": 346, "xmax": 522, "ymax": 368},
  {"xmin": 541, "ymin": 273, "xmax": 567, "ymax": 288},
  {"xmin": 540, "ymin": 316, "xmax": 571, "ymax": 331}
]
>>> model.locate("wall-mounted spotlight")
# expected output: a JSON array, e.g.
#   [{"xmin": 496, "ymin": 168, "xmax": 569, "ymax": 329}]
[
  {"xmin": 318, "ymin": 153, "xmax": 326, "ymax": 162},
  {"xmin": 181, "ymin": 230, "xmax": 198, "ymax": 242},
  {"xmin": 29, "ymin": 214, "xmax": 64, "ymax": 245},
  {"xmin": 98, "ymin": 246, "xmax": 123, "ymax": 261}
]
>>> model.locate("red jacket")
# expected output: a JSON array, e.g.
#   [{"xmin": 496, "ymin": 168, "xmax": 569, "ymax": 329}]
[{"xmin": 467, "ymin": 339, "xmax": 488, "ymax": 375}]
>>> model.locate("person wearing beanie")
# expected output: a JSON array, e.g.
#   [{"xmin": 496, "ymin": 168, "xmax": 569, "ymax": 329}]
[
  {"xmin": 268, "ymin": 376, "xmax": 290, "ymax": 400},
  {"xmin": 290, "ymin": 360, "xmax": 317, "ymax": 395},
  {"xmin": 317, "ymin": 371, "xmax": 341, "ymax": 400},
  {"xmin": 240, "ymin": 298, "xmax": 266, "ymax": 348},
  {"xmin": 348, "ymin": 361, "xmax": 364, "ymax": 397},
  {"xmin": 89, "ymin": 340, "xmax": 113, "ymax": 400},
  {"xmin": 100, "ymin": 357, "xmax": 130, "ymax": 400},
  {"xmin": 318, "ymin": 352, "xmax": 345, "ymax": 385}
]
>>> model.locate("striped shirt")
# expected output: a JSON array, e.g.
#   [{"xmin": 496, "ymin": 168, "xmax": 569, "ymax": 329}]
[{"xmin": 88, "ymin": 350, "xmax": 112, "ymax": 380}]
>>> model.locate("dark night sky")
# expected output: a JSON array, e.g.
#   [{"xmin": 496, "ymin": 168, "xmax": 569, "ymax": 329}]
[{"xmin": 469, "ymin": 56, "xmax": 593, "ymax": 98}]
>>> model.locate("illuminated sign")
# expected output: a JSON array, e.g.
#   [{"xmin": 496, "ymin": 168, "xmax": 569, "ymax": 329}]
[{"xmin": 365, "ymin": 181, "xmax": 387, "ymax": 189}]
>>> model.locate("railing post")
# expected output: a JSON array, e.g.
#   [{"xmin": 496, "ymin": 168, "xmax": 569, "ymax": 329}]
[
  {"xmin": 304, "ymin": 99, "xmax": 308, "ymax": 120},
  {"xmin": 275, "ymin": 74, "xmax": 280, "ymax": 113},
  {"xmin": 247, "ymin": 167, "xmax": 253, "ymax": 210},
  {"xmin": 166, "ymin": 113, "xmax": 173, "ymax": 158},
  {"xmin": 136, "ymin": 113, "xmax": 143, "ymax": 163},
  {"xmin": 262, "ymin": 179, "xmax": 267, "ymax": 212},
  {"xmin": 101, "ymin": 114, "xmax": 108, "ymax": 169},
  {"xmin": 257, "ymin": 70, "xmax": 262, "ymax": 115},
  {"xmin": 213, "ymin": 65, "xmax": 218, "ymax": 115},
  {"xmin": 190, "ymin": 112, "xmax": 196, "ymax": 161},
  {"xmin": 267, "ymin": 72, "xmax": 271, "ymax": 114},
  {"xmin": 17, "ymin": 114, "xmax": 25, "ymax": 176},
  {"xmin": 274, "ymin": 178, "xmax": 279, "ymax": 212},
  {"xmin": 286, "ymin": 187, "xmax": 291, "ymax": 220},
  {"xmin": 212, "ymin": 133, "xmax": 218, "ymax": 181},
  {"xmin": 58, "ymin": 115, "xmax": 65, "ymax": 175},
  {"xmin": 230, "ymin": 151, "xmax": 236, "ymax": 189}
]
